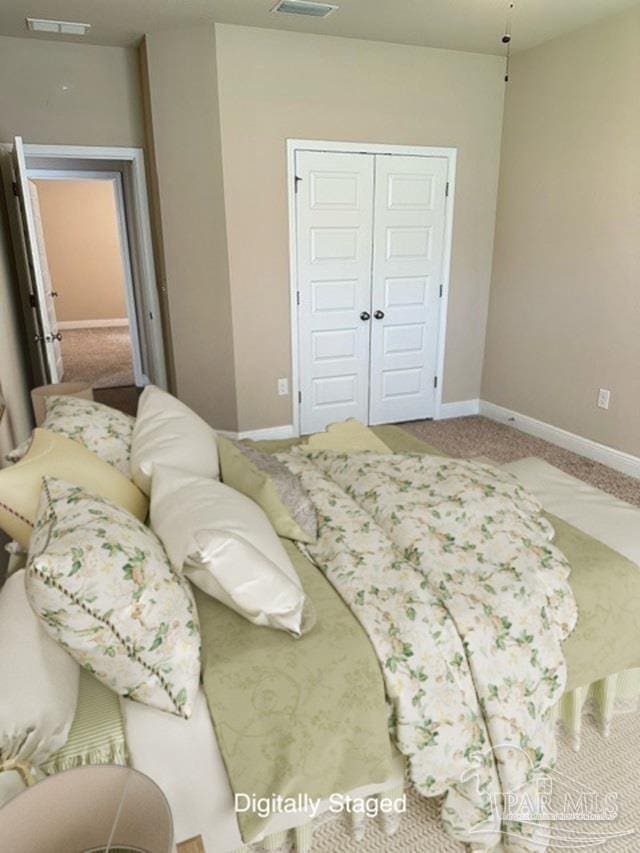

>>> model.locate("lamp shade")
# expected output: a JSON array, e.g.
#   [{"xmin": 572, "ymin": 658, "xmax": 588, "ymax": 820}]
[{"xmin": 0, "ymin": 765, "xmax": 173, "ymax": 853}]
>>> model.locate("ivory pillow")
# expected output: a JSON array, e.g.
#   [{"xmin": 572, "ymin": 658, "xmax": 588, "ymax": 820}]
[
  {"xmin": 131, "ymin": 386, "xmax": 220, "ymax": 495},
  {"xmin": 6, "ymin": 396, "xmax": 135, "ymax": 476},
  {"xmin": 26, "ymin": 478, "xmax": 201, "ymax": 718},
  {"xmin": 0, "ymin": 569, "xmax": 79, "ymax": 804},
  {"xmin": 0, "ymin": 429, "xmax": 148, "ymax": 548},
  {"xmin": 150, "ymin": 465, "xmax": 314, "ymax": 637}
]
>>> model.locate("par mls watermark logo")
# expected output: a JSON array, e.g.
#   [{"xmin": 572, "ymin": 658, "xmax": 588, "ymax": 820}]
[{"xmin": 463, "ymin": 744, "xmax": 636, "ymax": 849}]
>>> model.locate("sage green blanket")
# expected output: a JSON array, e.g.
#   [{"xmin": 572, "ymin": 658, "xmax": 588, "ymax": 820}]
[{"xmin": 195, "ymin": 538, "xmax": 394, "ymax": 843}]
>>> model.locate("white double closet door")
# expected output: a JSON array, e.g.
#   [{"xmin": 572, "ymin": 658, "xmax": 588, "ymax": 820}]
[{"xmin": 296, "ymin": 149, "xmax": 450, "ymax": 435}]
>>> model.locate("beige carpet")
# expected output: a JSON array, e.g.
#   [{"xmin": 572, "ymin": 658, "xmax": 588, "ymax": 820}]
[
  {"xmin": 309, "ymin": 715, "xmax": 640, "ymax": 852},
  {"xmin": 399, "ymin": 416, "xmax": 640, "ymax": 508},
  {"xmin": 61, "ymin": 326, "xmax": 135, "ymax": 389}
]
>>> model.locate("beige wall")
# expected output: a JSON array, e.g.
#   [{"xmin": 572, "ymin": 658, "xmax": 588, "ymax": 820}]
[
  {"xmin": 0, "ymin": 36, "xmax": 144, "ymax": 147},
  {"xmin": 482, "ymin": 7, "xmax": 640, "ymax": 457},
  {"xmin": 0, "ymin": 35, "xmax": 145, "ymax": 442},
  {"xmin": 33, "ymin": 179, "xmax": 127, "ymax": 323},
  {"xmin": 142, "ymin": 28, "xmax": 238, "ymax": 431},
  {"xmin": 215, "ymin": 24, "xmax": 506, "ymax": 430}
]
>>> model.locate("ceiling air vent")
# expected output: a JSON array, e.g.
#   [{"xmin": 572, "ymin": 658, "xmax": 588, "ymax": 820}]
[{"xmin": 271, "ymin": 1, "xmax": 338, "ymax": 18}]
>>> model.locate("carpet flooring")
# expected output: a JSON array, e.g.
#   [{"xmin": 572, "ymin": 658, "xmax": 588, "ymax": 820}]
[
  {"xmin": 61, "ymin": 326, "xmax": 135, "ymax": 389},
  {"xmin": 399, "ymin": 416, "xmax": 640, "ymax": 508}
]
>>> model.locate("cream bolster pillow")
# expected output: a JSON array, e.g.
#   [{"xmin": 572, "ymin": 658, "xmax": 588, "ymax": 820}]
[
  {"xmin": 130, "ymin": 385, "xmax": 220, "ymax": 496},
  {"xmin": 150, "ymin": 465, "xmax": 314, "ymax": 637},
  {"xmin": 0, "ymin": 570, "xmax": 79, "ymax": 805},
  {"xmin": 26, "ymin": 478, "xmax": 201, "ymax": 719},
  {"xmin": 0, "ymin": 429, "xmax": 148, "ymax": 549}
]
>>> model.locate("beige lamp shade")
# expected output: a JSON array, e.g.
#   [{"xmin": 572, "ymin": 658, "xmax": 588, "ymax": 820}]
[
  {"xmin": 0, "ymin": 765, "xmax": 173, "ymax": 853},
  {"xmin": 31, "ymin": 382, "xmax": 94, "ymax": 426}
]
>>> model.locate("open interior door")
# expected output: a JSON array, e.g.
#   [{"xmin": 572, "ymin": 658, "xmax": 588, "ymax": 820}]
[{"xmin": 9, "ymin": 136, "xmax": 62, "ymax": 384}]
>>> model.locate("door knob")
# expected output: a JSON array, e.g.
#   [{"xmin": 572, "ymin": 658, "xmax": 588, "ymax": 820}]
[
  {"xmin": 360, "ymin": 311, "xmax": 371, "ymax": 321},
  {"xmin": 52, "ymin": 332, "xmax": 63, "ymax": 341},
  {"xmin": 374, "ymin": 310, "xmax": 385, "ymax": 320}
]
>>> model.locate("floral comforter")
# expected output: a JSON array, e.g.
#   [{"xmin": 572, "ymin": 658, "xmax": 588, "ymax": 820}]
[{"xmin": 279, "ymin": 449, "xmax": 577, "ymax": 851}]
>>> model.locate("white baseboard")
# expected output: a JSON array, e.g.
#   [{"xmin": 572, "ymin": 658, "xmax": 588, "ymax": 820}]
[
  {"xmin": 480, "ymin": 401, "xmax": 640, "ymax": 479},
  {"xmin": 218, "ymin": 425, "xmax": 296, "ymax": 441},
  {"xmin": 58, "ymin": 319, "xmax": 129, "ymax": 330},
  {"xmin": 437, "ymin": 399, "xmax": 480, "ymax": 420}
]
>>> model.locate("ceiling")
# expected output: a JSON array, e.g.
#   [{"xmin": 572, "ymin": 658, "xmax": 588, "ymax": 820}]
[{"xmin": 0, "ymin": 0, "xmax": 637, "ymax": 54}]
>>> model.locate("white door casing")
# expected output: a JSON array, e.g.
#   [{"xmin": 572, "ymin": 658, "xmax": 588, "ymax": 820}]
[
  {"xmin": 12, "ymin": 137, "xmax": 62, "ymax": 383},
  {"xmin": 15, "ymin": 142, "xmax": 168, "ymax": 391},
  {"xmin": 368, "ymin": 155, "xmax": 449, "ymax": 424},
  {"xmin": 296, "ymin": 151, "xmax": 375, "ymax": 434},
  {"xmin": 27, "ymin": 181, "xmax": 64, "ymax": 380}
]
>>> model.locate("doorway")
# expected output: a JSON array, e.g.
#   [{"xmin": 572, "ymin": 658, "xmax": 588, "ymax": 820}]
[
  {"xmin": 28, "ymin": 172, "xmax": 143, "ymax": 390},
  {"xmin": 2, "ymin": 139, "xmax": 167, "ymax": 408},
  {"xmin": 288, "ymin": 140, "xmax": 456, "ymax": 436}
]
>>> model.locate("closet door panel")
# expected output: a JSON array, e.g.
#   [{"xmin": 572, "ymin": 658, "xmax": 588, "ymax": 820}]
[
  {"xmin": 296, "ymin": 151, "xmax": 375, "ymax": 434},
  {"xmin": 369, "ymin": 155, "xmax": 449, "ymax": 425}
]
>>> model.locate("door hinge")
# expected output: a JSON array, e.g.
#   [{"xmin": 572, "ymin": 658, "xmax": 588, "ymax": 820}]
[
  {"xmin": 296, "ymin": 291, "xmax": 300, "ymax": 306},
  {"xmin": 439, "ymin": 284, "xmax": 444, "ymax": 298},
  {"xmin": 434, "ymin": 376, "xmax": 438, "ymax": 389},
  {"xmin": 445, "ymin": 181, "xmax": 450, "ymax": 198},
  {"xmin": 294, "ymin": 175, "xmax": 302, "ymax": 193},
  {"xmin": 12, "ymin": 181, "xmax": 19, "ymax": 197},
  {"xmin": 298, "ymin": 391, "xmax": 302, "ymax": 404},
  {"xmin": 29, "ymin": 293, "xmax": 36, "ymax": 308}
]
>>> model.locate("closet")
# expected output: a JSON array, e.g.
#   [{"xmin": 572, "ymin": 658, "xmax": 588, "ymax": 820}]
[{"xmin": 294, "ymin": 148, "xmax": 451, "ymax": 434}]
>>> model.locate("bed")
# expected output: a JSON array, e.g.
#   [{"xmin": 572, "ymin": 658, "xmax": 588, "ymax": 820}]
[{"xmin": 2, "ymin": 414, "xmax": 639, "ymax": 853}]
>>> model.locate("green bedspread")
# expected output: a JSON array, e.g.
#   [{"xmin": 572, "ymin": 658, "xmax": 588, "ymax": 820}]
[{"xmin": 195, "ymin": 538, "xmax": 395, "ymax": 843}]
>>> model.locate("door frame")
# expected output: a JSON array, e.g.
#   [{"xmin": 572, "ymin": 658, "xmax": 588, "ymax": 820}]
[
  {"xmin": 26, "ymin": 169, "xmax": 147, "ymax": 387},
  {"xmin": 6, "ymin": 143, "xmax": 167, "ymax": 390},
  {"xmin": 286, "ymin": 138, "xmax": 457, "ymax": 437}
]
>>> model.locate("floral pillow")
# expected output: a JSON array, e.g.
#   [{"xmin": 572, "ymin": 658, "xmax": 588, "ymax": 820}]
[
  {"xmin": 7, "ymin": 396, "xmax": 135, "ymax": 477},
  {"xmin": 25, "ymin": 477, "xmax": 200, "ymax": 718}
]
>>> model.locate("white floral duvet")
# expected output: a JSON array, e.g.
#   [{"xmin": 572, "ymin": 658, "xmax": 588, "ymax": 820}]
[{"xmin": 280, "ymin": 449, "xmax": 577, "ymax": 851}]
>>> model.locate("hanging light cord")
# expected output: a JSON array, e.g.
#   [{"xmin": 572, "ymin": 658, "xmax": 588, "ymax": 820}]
[{"xmin": 503, "ymin": 1, "xmax": 515, "ymax": 82}]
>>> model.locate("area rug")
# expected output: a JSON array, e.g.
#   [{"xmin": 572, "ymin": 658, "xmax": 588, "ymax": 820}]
[{"xmin": 61, "ymin": 326, "xmax": 135, "ymax": 389}]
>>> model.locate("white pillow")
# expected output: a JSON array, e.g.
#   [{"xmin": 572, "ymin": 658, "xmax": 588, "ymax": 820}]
[
  {"xmin": 150, "ymin": 465, "xmax": 314, "ymax": 637},
  {"xmin": 26, "ymin": 477, "xmax": 201, "ymax": 719},
  {"xmin": 6, "ymin": 395, "xmax": 135, "ymax": 477},
  {"xmin": 130, "ymin": 386, "xmax": 219, "ymax": 495},
  {"xmin": 0, "ymin": 570, "xmax": 79, "ymax": 805}
]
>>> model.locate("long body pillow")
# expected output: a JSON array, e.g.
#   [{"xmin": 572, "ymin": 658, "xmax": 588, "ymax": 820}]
[
  {"xmin": 0, "ymin": 570, "xmax": 79, "ymax": 805},
  {"xmin": 130, "ymin": 386, "xmax": 220, "ymax": 495},
  {"xmin": 0, "ymin": 429, "xmax": 148, "ymax": 548},
  {"xmin": 26, "ymin": 478, "xmax": 200, "ymax": 719},
  {"xmin": 7, "ymin": 396, "xmax": 134, "ymax": 477},
  {"xmin": 150, "ymin": 465, "xmax": 314, "ymax": 637}
]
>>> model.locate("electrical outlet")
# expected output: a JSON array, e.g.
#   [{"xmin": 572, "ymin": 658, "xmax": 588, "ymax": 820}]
[
  {"xmin": 597, "ymin": 388, "xmax": 611, "ymax": 410},
  {"xmin": 277, "ymin": 378, "xmax": 289, "ymax": 396}
]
